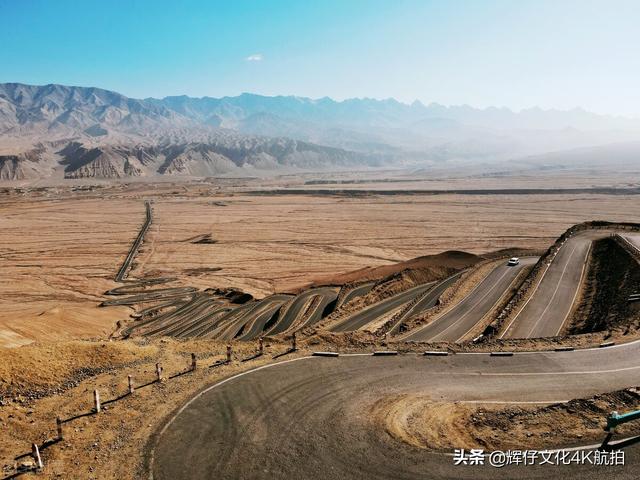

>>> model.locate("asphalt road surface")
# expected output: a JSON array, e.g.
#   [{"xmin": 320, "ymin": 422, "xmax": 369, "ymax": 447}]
[
  {"xmin": 622, "ymin": 234, "xmax": 640, "ymax": 254},
  {"xmin": 237, "ymin": 295, "xmax": 293, "ymax": 340},
  {"xmin": 151, "ymin": 343, "xmax": 640, "ymax": 480},
  {"xmin": 403, "ymin": 258, "xmax": 537, "ymax": 342},
  {"xmin": 388, "ymin": 272, "xmax": 463, "ymax": 335},
  {"xmin": 330, "ymin": 282, "xmax": 435, "ymax": 332},
  {"xmin": 501, "ymin": 232, "xmax": 605, "ymax": 339},
  {"xmin": 336, "ymin": 282, "xmax": 375, "ymax": 308},
  {"xmin": 218, "ymin": 295, "xmax": 291, "ymax": 341},
  {"xmin": 266, "ymin": 287, "xmax": 338, "ymax": 335}
]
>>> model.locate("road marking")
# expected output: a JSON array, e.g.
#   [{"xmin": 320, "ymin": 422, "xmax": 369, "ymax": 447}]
[
  {"xmin": 334, "ymin": 282, "xmax": 434, "ymax": 331},
  {"xmin": 499, "ymin": 257, "xmax": 552, "ymax": 339},
  {"xmin": 428, "ymin": 267, "xmax": 512, "ymax": 342},
  {"xmin": 148, "ymin": 355, "xmax": 316, "ymax": 480},
  {"xmin": 458, "ymin": 400, "xmax": 569, "ymax": 404},
  {"xmin": 399, "ymin": 269, "xmax": 493, "ymax": 341},
  {"xmin": 440, "ymin": 364, "xmax": 640, "ymax": 376},
  {"xmin": 524, "ymin": 242, "xmax": 579, "ymax": 338},
  {"xmin": 555, "ymin": 242, "xmax": 591, "ymax": 336}
]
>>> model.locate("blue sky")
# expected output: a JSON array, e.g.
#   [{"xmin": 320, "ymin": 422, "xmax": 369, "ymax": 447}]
[{"xmin": 1, "ymin": 0, "xmax": 639, "ymax": 115}]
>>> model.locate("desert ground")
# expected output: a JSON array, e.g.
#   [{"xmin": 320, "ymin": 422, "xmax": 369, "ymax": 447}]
[
  {"xmin": 2, "ymin": 172, "xmax": 640, "ymax": 479},
  {"xmin": 2, "ymin": 175, "xmax": 640, "ymax": 349}
]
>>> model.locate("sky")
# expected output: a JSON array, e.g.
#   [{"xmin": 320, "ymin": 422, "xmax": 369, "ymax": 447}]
[{"xmin": 1, "ymin": 0, "xmax": 639, "ymax": 116}]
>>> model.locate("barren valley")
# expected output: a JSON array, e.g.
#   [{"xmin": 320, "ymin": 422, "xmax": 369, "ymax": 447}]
[{"xmin": 3, "ymin": 177, "xmax": 640, "ymax": 349}]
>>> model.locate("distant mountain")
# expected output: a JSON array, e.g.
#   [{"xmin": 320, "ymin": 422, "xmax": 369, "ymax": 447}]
[
  {"xmin": 150, "ymin": 92, "xmax": 640, "ymax": 132},
  {"xmin": 0, "ymin": 83, "xmax": 386, "ymax": 181},
  {"xmin": 149, "ymin": 92, "xmax": 640, "ymax": 159},
  {"xmin": 0, "ymin": 82, "xmax": 193, "ymax": 137},
  {"xmin": 1, "ymin": 82, "xmax": 640, "ymax": 182}
]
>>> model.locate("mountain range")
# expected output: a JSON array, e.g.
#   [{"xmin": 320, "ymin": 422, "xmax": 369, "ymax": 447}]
[{"xmin": 1, "ymin": 82, "xmax": 639, "ymax": 181}]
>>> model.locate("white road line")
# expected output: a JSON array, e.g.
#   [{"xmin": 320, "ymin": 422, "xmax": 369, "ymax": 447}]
[
  {"xmin": 525, "ymin": 242, "xmax": 579, "ymax": 338},
  {"xmin": 499, "ymin": 258, "xmax": 552, "ymax": 339},
  {"xmin": 148, "ymin": 355, "xmax": 316, "ymax": 480},
  {"xmin": 458, "ymin": 400, "xmax": 569, "ymax": 404},
  {"xmin": 399, "ymin": 269, "xmax": 488, "ymax": 341},
  {"xmin": 335, "ymin": 282, "xmax": 434, "ymax": 330},
  {"xmin": 429, "ymin": 267, "xmax": 511, "ymax": 342},
  {"xmin": 440, "ymin": 364, "xmax": 640, "ymax": 376},
  {"xmin": 555, "ymin": 242, "xmax": 591, "ymax": 336}
]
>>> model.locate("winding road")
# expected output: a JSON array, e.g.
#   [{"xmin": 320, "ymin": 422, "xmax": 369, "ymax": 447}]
[
  {"xmin": 330, "ymin": 282, "xmax": 436, "ymax": 332},
  {"xmin": 149, "ymin": 227, "xmax": 640, "ymax": 479},
  {"xmin": 151, "ymin": 345, "xmax": 640, "ymax": 480},
  {"xmin": 502, "ymin": 231, "xmax": 603, "ymax": 339},
  {"xmin": 403, "ymin": 257, "xmax": 537, "ymax": 342}
]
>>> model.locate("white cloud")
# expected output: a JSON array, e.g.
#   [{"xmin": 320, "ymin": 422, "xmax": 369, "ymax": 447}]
[{"xmin": 245, "ymin": 54, "xmax": 263, "ymax": 62}]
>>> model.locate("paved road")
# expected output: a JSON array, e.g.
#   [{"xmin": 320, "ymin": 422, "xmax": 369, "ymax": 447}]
[
  {"xmin": 330, "ymin": 282, "xmax": 436, "ymax": 332},
  {"xmin": 388, "ymin": 272, "xmax": 462, "ymax": 335},
  {"xmin": 236, "ymin": 295, "xmax": 293, "ymax": 340},
  {"xmin": 296, "ymin": 289, "xmax": 340, "ymax": 330},
  {"xmin": 216, "ymin": 295, "xmax": 291, "ymax": 341},
  {"xmin": 403, "ymin": 258, "xmax": 537, "ymax": 342},
  {"xmin": 152, "ymin": 344, "xmax": 640, "ymax": 480},
  {"xmin": 622, "ymin": 234, "xmax": 640, "ymax": 254},
  {"xmin": 336, "ymin": 281, "xmax": 375, "ymax": 309},
  {"xmin": 501, "ymin": 232, "xmax": 604, "ymax": 339},
  {"xmin": 115, "ymin": 200, "xmax": 152, "ymax": 282},
  {"xmin": 266, "ymin": 287, "xmax": 338, "ymax": 335}
]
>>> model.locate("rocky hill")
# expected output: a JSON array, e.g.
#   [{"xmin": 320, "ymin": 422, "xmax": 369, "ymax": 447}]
[
  {"xmin": 0, "ymin": 83, "xmax": 387, "ymax": 181},
  {"xmin": 2, "ymin": 82, "xmax": 640, "ymax": 182}
]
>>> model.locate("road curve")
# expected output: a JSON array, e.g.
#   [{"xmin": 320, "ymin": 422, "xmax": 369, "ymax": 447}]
[
  {"xmin": 403, "ymin": 257, "xmax": 537, "ymax": 342},
  {"xmin": 336, "ymin": 281, "xmax": 375, "ymax": 309},
  {"xmin": 265, "ymin": 287, "xmax": 338, "ymax": 336},
  {"xmin": 151, "ymin": 343, "xmax": 640, "ymax": 480}
]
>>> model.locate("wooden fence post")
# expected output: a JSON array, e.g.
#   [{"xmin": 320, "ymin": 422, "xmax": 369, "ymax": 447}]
[
  {"xmin": 191, "ymin": 353, "xmax": 197, "ymax": 371},
  {"xmin": 226, "ymin": 345, "xmax": 232, "ymax": 363},
  {"xmin": 56, "ymin": 416, "xmax": 63, "ymax": 440},
  {"xmin": 93, "ymin": 389, "xmax": 101, "ymax": 413},
  {"xmin": 258, "ymin": 337, "xmax": 264, "ymax": 355},
  {"xmin": 291, "ymin": 332, "xmax": 297, "ymax": 351}
]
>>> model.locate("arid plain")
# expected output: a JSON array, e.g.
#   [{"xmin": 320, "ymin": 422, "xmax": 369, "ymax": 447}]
[{"xmin": 2, "ymin": 173, "xmax": 640, "ymax": 348}]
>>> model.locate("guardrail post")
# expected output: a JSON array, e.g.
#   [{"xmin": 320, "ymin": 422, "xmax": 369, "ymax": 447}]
[
  {"xmin": 258, "ymin": 337, "xmax": 264, "ymax": 355},
  {"xmin": 156, "ymin": 363, "xmax": 163, "ymax": 382},
  {"xmin": 31, "ymin": 443, "xmax": 43, "ymax": 470},
  {"xmin": 128, "ymin": 375, "xmax": 135, "ymax": 394},
  {"xmin": 226, "ymin": 345, "xmax": 232, "ymax": 363},
  {"xmin": 56, "ymin": 416, "xmax": 63, "ymax": 440},
  {"xmin": 93, "ymin": 389, "xmax": 101, "ymax": 413},
  {"xmin": 191, "ymin": 353, "xmax": 197, "ymax": 371},
  {"xmin": 291, "ymin": 332, "xmax": 297, "ymax": 351}
]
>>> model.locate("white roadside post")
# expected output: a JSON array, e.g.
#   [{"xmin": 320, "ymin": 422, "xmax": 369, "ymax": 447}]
[
  {"xmin": 156, "ymin": 363, "xmax": 163, "ymax": 382},
  {"xmin": 128, "ymin": 375, "xmax": 135, "ymax": 394},
  {"xmin": 31, "ymin": 443, "xmax": 43, "ymax": 470},
  {"xmin": 93, "ymin": 389, "xmax": 101, "ymax": 413},
  {"xmin": 258, "ymin": 337, "xmax": 264, "ymax": 355}
]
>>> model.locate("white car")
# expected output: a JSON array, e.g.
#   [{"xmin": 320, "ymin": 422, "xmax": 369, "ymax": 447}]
[{"xmin": 507, "ymin": 257, "xmax": 520, "ymax": 266}]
